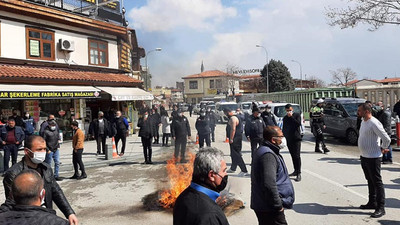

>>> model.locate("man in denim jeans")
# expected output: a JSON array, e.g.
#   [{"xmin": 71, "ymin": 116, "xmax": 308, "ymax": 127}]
[{"xmin": 43, "ymin": 120, "xmax": 62, "ymax": 181}]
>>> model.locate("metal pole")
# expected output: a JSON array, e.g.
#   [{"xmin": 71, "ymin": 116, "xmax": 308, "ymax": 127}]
[
  {"xmin": 291, "ymin": 60, "xmax": 302, "ymax": 90},
  {"xmin": 256, "ymin": 45, "xmax": 269, "ymax": 93},
  {"xmin": 144, "ymin": 48, "xmax": 162, "ymax": 91}
]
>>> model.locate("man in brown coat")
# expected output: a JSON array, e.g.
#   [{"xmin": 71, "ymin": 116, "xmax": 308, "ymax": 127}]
[{"xmin": 70, "ymin": 121, "xmax": 86, "ymax": 180}]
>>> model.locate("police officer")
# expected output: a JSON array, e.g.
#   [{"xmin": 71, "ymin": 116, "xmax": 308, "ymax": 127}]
[
  {"xmin": 206, "ymin": 106, "xmax": 217, "ymax": 142},
  {"xmin": 245, "ymin": 103, "xmax": 266, "ymax": 157},
  {"xmin": 310, "ymin": 99, "xmax": 330, "ymax": 153},
  {"xmin": 261, "ymin": 105, "xmax": 277, "ymax": 126},
  {"xmin": 195, "ymin": 109, "xmax": 211, "ymax": 148},
  {"xmin": 171, "ymin": 109, "xmax": 191, "ymax": 163}
]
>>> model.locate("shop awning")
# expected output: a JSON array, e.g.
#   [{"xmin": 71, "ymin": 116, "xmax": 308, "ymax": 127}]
[
  {"xmin": 0, "ymin": 84, "xmax": 101, "ymax": 99},
  {"xmin": 96, "ymin": 86, "xmax": 153, "ymax": 101}
]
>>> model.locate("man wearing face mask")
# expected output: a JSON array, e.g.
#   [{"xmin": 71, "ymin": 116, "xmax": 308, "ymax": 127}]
[
  {"xmin": 171, "ymin": 109, "xmax": 191, "ymax": 163},
  {"xmin": 43, "ymin": 120, "xmax": 62, "ymax": 181},
  {"xmin": 206, "ymin": 106, "xmax": 217, "ymax": 142},
  {"xmin": 138, "ymin": 111, "xmax": 153, "ymax": 164},
  {"xmin": 0, "ymin": 170, "xmax": 69, "ymax": 224},
  {"xmin": 195, "ymin": 108, "xmax": 211, "ymax": 148},
  {"xmin": 245, "ymin": 103, "xmax": 266, "ymax": 157},
  {"xmin": 282, "ymin": 104, "xmax": 302, "ymax": 182},
  {"xmin": 39, "ymin": 115, "xmax": 59, "ymax": 137},
  {"xmin": 251, "ymin": 126, "xmax": 295, "ymax": 225},
  {"xmin": 225, "ymin": 109, "xmax": 249, "ymax": 177},
  {"xmin": 0, "ymin": 119, "xmax": 25, "ymax": 172},
  {"xmin": 89, "ymin": 111, "xmax": 111, "ymax": 155},
  {"xmin": 2, "ymin": 135, "xmax": 78, "ymax": 224},
  {"xmin": 261, "ymin": 105, "xmax": 277, "ymax": 126},
  {"xmin": 173, "ymin": 148, "xmax": 229, "ymax": 225}
]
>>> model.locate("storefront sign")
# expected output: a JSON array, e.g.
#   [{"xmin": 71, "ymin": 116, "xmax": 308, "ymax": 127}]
[{"xmin": 0, "ymin": 91, "xmax": 101, "ymax": 99}]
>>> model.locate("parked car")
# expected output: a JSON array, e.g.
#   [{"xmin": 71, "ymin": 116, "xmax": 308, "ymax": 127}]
[
  {"xmin": 200, "ymin": 101, "xmax": 215, "ymax": 109},
  {"xmin": 310, "ymin": 98, "xmax": 366, "ymax": 145},
  {"xmin": 238, "ymin": 102, "xmax": 253, "ymax": 116},
  {"xmin": 267, "ymin": 102, "xmax": 306, "ymax": 137},
  {"xmin": 215, "ymin": 102, "xmax": 239, "ymax": 123}
]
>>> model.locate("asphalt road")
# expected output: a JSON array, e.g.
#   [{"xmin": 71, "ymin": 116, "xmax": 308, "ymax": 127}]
[{"xmin": 0, "ymin": 113, "xmax": 399, "ymax": 225}]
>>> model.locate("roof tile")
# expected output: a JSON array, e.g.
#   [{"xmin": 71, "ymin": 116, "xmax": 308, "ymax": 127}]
[{"xmin": 182, "ymin": 70, "xmax": 238, "ymax": 79}]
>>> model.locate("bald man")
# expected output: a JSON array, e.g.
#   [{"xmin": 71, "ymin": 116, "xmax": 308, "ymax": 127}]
[{"xmin": 0, "ymin": 170, "xmax": 69, "ymax": 224}]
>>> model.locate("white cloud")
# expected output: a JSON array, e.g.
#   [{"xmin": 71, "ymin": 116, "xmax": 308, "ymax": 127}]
[{"xmin": 128, "ymin": 0, "xmax": 237, "ymax": 32}]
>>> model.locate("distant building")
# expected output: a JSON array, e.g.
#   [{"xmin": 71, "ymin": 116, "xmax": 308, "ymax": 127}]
[
  {"xmin": 293, "ymin": 79, "xmax": 317, "ymax": 89},
  {"xmin": 182, "ymin": 70, "xmax": 241, "ymax": 103},
  {"xmin": 239, "ymin": 75, "xmax": 266, "ymax": 93},
  {"xmin": 346, "ymin": 78, "xmax": 400, "ymax": 108}
]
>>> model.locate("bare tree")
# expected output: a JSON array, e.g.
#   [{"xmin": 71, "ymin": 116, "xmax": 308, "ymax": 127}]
[
  {"xmin": 330, "ymin": 68, "xmax": 357, "ymax": 86},
  {"xmin": 326, "ymin": 0, "xmax": 400, "ymax": 31},
  {"xmin": 220, "ymin": 63, "xmax": 240, "ymax": 100},
  {"xmin": 307, "ymin": 76, "xmax": 326, "ymax": 88}
]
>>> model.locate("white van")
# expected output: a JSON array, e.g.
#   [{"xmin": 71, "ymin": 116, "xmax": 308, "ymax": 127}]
[
  {"xmin": 215, "ymin": 102, "xmax": 239, "ymax": 123},
  {"xmin": 267, "ymin": 103, "xmax": 305, "ymax": 136}
]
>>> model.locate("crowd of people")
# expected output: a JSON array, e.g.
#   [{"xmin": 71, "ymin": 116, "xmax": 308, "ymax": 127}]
[{"xmin": 0, "ymin": 98, "xmax": 396, "ymax": 225}]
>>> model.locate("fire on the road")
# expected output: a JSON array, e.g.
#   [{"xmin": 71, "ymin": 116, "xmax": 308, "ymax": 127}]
[{"xmin": 159, "ymin": 153, "xmax": 196, "ymax": 208}]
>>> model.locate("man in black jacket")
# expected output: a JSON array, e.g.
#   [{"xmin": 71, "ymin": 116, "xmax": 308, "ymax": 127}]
[
  {"xmin": 282, "ymin": 104, "xmax": 302, "ymax": 182},
  {"xmin": 43, "ymin": 120, "xmax": 61, "ymax": 181},
  {"xmin": 245, "ymin": 104, "xmax": 266, "ymax": 157},
  {"xmin": 251, "ymin": 126, "xmax": 295, "ymax": 225},
  {"xmin": 195, "ymin": 108, "xmax": 211, "ymax": 148},
  {"xmin": 2, "ymin": 135, "xmax": 78, "ymax": 224},
  {"xmin": 173, "ymin": 148, "xmax": 229, "ymax": 225},
  {"xmin": 89, "ymin": 111, "xmax": 111, "ymax": 155},
  {"xmin": 261, "ymin": 105, "xmax": 277, "ymax": 126},
  {"xmin": 138, "ymin": 111, "xmax": 153, "ymax": 164},
  {"xmin": 150, "ymin": 107, "xmax": 161, "ymax": 144},
  {"xmin": 171, "ymin": 109, "xmax": 191, "ymax": 163},
  {"xmin": 113, "ymin": 111, "xmax": 129, "ymax": 156},
  {"xmin": 377, "ymin": 102, "xmax": 393, "ymax": 164},
  {"xmin": 0, "ymin": 170, "xmax": 69, "ymax": 225}
]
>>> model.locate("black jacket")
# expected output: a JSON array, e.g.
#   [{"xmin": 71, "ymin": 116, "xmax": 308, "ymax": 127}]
[
  {"xmin": 171, "ymin": 116, "xmax": 191, "ymax": 138},
  {"xmin": 173, "ymin": 186, "xmax": 229, "ymax": 225},
  {"xmin": 245, "ymin": 115, "xmax": 266, "ymax": 139},
  {"xmin": 0, "ymin": 205, "xmax": 69, "ymax": 225},
  {"xmin": 206, "ymin": 111, "xmax": 217, "ymax": 127},
  {"xmin": 150, "ymin": 113, "xmax": 161, "ymax": 136},
  {"xmin": 3, "ymin": 158, "xmax": 75, "ymax": 219},
  {"xmin": 195, "ymin": 116, "xmax": 211, "ymax": 135},
  {"xmin": 89, "ymin": 118, "xmax": 111, "ymax": 138},
  {"xmin": 378, "ymin": 109, "xmax": 392, "ymax": 135},
  {"xmin": 8, "ymin": 115, "xmax": 24, "ymax": 128},
  {"xmin": 261, "ymin": 111, "xmax": 277, "ymax": 126},
  {"xmin": 138, "ymin": 117, "xmax": 153, "ymax": 138},
  {"xmin": 43, "ymin": 127, "xmax": 60, "ymax": 152},
  {"xmin": 251, "ymin": 141, "xmax": 295, "ymax": 212},
  {"xmin": 282, "ymin": 112, "xmax": 302, "ymax": 141}
]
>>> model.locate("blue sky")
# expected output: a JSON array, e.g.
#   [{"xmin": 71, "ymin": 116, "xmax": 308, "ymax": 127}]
[{"xmin": 124, "ymin": 0, "xmax": 400, "ymax": 87}]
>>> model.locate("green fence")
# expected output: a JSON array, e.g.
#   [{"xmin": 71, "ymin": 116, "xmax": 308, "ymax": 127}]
[{"xmin": 241, "ymin": 88, "xmax": 355, "ymax": 114}]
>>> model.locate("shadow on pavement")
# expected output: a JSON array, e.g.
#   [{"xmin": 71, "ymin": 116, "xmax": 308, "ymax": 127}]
[
  {"xmin": 345, "ymin": 183, "xmax": 400, "ymax": 190},
  {"xmin": 318, "ymin": 157, "xmax": 360, "ymax": 165},
  {"xmin": 292, "ymin": 203, "xmax": 370, "ymax": 215},
  {"xmin": 382, "ymin": 167, "xmax": 400, "ymax": 173},
  {"xmin": 378, "ymin": 220, "xmax": 400, "ymax": 225}
]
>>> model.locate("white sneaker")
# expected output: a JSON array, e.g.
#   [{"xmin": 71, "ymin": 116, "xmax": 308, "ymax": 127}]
[
  {"xmin": 226, "ymin": 169, "xmax": 236, "ymax": 173},
  {"xmin": 238, "ymin": 172, "xmax": 250, "ymax": 177}
]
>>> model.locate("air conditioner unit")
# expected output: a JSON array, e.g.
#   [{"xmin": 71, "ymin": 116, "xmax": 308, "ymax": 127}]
[{"xmin": 59, "ymin": 39, "xmax": 75, "ymax": 52}]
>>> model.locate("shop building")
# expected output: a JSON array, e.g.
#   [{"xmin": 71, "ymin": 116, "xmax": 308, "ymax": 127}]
[
  {"xmin": 182, "ymin": 70, "xmax": 241, "ymax": 103},
  {"xmin": 0, "ymin": 0, "xmax": 152, "ymax": 139}
]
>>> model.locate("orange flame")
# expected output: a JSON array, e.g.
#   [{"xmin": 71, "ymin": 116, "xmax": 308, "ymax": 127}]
[{"xmin": 159, "ymin": 153, "xmax": 196, "ymax": 208}]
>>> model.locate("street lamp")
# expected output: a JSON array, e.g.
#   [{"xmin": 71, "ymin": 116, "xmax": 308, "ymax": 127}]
[
  {"xmin": 144, "ymin": 48, "xmax": 162, "ymax": 91},
  {"xmin": 256, "ymin": 45, "xmax": 269, "ymax": 93},
  {"xmin": 291, "ymin": 60, "xmax": 302, "ymax": 90}
]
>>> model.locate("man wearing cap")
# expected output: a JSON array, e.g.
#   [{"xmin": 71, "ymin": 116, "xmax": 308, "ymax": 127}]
[
  {"xmin": 171, "ymin": 109, "xmax": 191, "ymax": 163},
  {"xmin": 195, "ymin": 108, "xmax": 211, "ymax": 148},
  {"xmin": 89, "ymin": 111, "xmax": 111, "ymax": 155},
  {"xmin": 261, "ymin": 105, "xmax": 277, "ymax": 126},
  {"xmin": 245, "ymin": 103, "xmax": 266, "ymax": 157},
  {"xmin": 225, "ymin": 109, "xmax": 249, "ymax": 176},
  {"xmin": 310, "ymin": 99, "xmax": 330, "ymax": 153}
]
